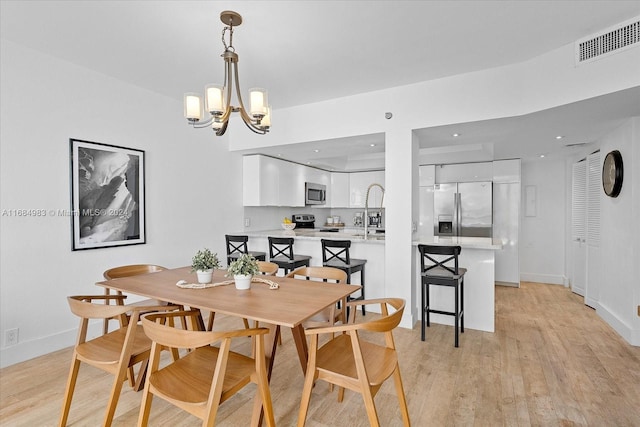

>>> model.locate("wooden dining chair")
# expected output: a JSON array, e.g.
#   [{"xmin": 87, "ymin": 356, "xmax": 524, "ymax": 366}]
[
  {"xmin": 257, "ymin": 260, "xmax": 279, "ymax": 276},
  {"xmin": 137, "ymin": 310, "xmax": 276, "ymax": 427},
  {"xmin": 59, "ymin": 295, "xmax": 179, "ymax": 427},
  {"xmin": 206, "ymin": 261, "xmax": 280, "ymax": 331},
  {"xmin": 297, "ymin": 298, "xmax": 410, "ymax": 427},
  {"xmin": 286, "ymin": 266, "xmax": 348, "ymax": 329},
  {"xmin": 102, "ymin": 264, "xmax": 170, "ymax": 334}
]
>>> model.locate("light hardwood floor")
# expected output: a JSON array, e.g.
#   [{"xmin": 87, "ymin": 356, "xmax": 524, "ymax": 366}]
[{"xmin": 1, "ymin": 282, "xmax": 639, "ymax": 426}]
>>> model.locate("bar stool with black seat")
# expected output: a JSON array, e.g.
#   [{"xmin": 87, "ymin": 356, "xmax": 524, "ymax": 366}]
[
  {"xmin": 268, "ymin": 236, "xmax": 311, "ymax": 275},
  {"xmin": 225, "ymin": 234, "xmax": 266, "ymax": 266},
  {"xmin": 418, "ymin": 244, "xmax": 466, "ymax": 347},
  {"xmin": 321, "ymin": 239, "xmax": 367, "ymax": 315}
]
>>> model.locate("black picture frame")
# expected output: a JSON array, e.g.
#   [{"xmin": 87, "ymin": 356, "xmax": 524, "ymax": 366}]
[{"xmin": 70, "ymin": 138, "xmax": 146, "ymax": 250}]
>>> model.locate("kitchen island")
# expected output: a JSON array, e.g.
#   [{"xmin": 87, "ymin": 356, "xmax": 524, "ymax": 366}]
[{"xmin": 412, "ymin": 236, "xmax": 502, "ymax": 333}]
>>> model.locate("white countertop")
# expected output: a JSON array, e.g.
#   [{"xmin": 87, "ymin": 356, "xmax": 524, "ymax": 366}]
[
  {"xmin": 242, "ymin": 229, "xmax": 386, "ymax": 244},
  {"xmin": 412, "ymin": 235, "xmax": 503, "ymax": 250}
]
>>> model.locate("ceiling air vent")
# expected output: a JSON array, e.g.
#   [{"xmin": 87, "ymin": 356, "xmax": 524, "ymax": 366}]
[{"xmin": 576, "ymin": 16, "xmax": 640, "ymax": 64}]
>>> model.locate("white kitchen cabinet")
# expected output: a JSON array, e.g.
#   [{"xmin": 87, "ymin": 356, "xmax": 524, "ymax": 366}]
[
  {"xmin": 435, "ymin": 162, "xmax": 492, "ymax": 183},
  {"xmin": 493, "ymin": 182, "xmax": 520, "ymax": 285},
  {"xmin": 350, "ymin": 170, "xmax": 385, "ymax": 208},
  {"xmin": 419, "ymin": 165, "xmax": 435, "ymax": 187},
  {"xmin": 305, "ymin": 167, "xmax": 331, "ymax": 188},
  {"xmin": 330, "ymin": 173, "xmax": 350, "ymax": 207},
  {"xmin": 493, "ymin": 159, "xmax": 521, "ymax": 183},
  {"xmin": 244, "ymin": 154, "xmax": 326, "ymax": 207},
  {"xmin": 279, "ymin": 161, "xmax": 305, "ymax": 207},
  {"xmin": 243, "ymin": 155, "xmax": 280, "ymax": 206}
]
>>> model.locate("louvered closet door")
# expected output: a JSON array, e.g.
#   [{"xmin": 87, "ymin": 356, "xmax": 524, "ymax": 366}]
[
  {"xmin": 571, "ymin": 160, "xmax": 587, "ymax": 296},
  {"xmin": 585, "ymin": 151, "xmax": 601, "ymax": 308}
]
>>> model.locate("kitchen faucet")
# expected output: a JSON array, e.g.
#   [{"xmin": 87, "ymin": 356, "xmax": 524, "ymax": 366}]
[{"xmin": 364, "ymin": 183, "xmax": 385, "ymax": 240}]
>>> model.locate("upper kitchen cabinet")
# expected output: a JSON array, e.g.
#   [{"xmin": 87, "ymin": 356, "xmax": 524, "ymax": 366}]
[
  {"xmin": 330, "ymin": 173, "xmax": 350, "ymax": 208},
  {"xmin": 435, "ymin": 162, "xmax": 492, "ymax": 183},
  {"xmin": 350, "ymin": 170, "xmax": 385, "ymax": 208},
  {"xmin": 279, "ymin": 161, "xmax": 306, "ymax": 207},
  {"xmin": 493, "ymin": 159, "xmax": 521, "ymax": 183},
  {"xmin": 419, "ymin": 165, "xmax": 435, "ymax": 187},
  {"xmin": 243, "ymin": 155, "xmax": 280, "ymax": 206},
  {"xmin": 243, "ymin": 154, "xmax": 328, "ymax": 207}
]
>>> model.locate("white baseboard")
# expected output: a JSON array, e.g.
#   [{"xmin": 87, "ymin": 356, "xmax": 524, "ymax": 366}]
[
  {"xmin": 519, "ymin": 272, "xmax": 565, "ymax": 285},
  {"xmin": 596, "ymin": 302, "xmax": 639, "ymax": 346},
  {"xmin": 0, "ymin": 321, "xmax": 102, "ymax": 368}
]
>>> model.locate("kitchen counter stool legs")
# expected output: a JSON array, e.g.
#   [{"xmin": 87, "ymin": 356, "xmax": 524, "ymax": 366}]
[{"xmin": 419, "ymin": 244, "xmax": 466, "ymax": 347}]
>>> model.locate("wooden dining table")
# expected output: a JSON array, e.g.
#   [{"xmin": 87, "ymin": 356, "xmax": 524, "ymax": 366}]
[{"xmin": 95, "ymin": 266, "xmax": 359, "ymax": 422}]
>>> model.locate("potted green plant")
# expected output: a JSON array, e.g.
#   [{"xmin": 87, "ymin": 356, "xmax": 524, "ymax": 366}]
[
  {"xmin": 191, "ymin": 248, "xmax": 221, "ymax": 284},
  {"xmin": 226, "ymin": 253, "xmax": 260, "ymax": 290}
]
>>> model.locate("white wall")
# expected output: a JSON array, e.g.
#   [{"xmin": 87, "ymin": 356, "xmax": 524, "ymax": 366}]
[
  {"xmin": 0, "ymin": 40, "xmax": 244, "ymax": 367},
  {"xmin": 520, "ymin": 158, "xmax": 567, "ymax": 284},
  {"xmin": 593, "ymin": 117, "xmax": 639, "ymax": 345}
]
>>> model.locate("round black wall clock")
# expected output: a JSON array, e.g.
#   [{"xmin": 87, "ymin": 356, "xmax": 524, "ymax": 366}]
[{"xmin": 602, "ymin": 150, "xmax": 623, "ymax": 198}]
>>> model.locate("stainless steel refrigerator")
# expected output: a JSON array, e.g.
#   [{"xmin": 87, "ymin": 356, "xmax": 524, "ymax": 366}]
[{"xmin": 433, "ymin": 182, "xmax": 493, "ymax": 238}]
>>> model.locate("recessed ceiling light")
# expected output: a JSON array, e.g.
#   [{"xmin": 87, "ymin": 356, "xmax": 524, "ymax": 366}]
[
  {"xmin": 452, "ymin": 133, "xmax": 461, "ymax": 137},
  {"xmin": 313, "ymin": 149, "xmax": 320, "ymax": 153},
  {"xmin": 370, "ymin": 144, "xmax": 376, "ymax": 147},
  {"xmin": 555, "ymin": 135, "xmax": 564, "ymax": 140},
  {"xmin": 540, "ymin": 154, "xmax": 545, "ymax": 158}
]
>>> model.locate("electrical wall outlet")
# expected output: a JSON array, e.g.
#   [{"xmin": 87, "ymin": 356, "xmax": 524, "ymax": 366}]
[
  {"xmin": 244, "ymin": 218, "xmax": 251, "ymax": 227},
  {"xmin": 5, "ymin": 328, "xmax": 19, "ymax": 346}
]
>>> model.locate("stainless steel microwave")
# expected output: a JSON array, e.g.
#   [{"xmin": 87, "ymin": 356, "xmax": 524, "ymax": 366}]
[{"xmin": 305, "ymin": 182, "xmax": 326, "ymax": 205}]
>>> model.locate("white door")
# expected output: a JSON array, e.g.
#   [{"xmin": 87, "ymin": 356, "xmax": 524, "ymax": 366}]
[
  {"xmin": 571, "ymin": 160, "xmax": 586, "ymax": 296},
  {"xmin": 585, "ymin": 151, "xmax": 601, "ymax": 308}
]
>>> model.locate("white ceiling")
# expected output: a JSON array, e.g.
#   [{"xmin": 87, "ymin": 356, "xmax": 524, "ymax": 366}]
[{"xmin": 2, "ymin": 1, "xmax": 639, "ymax": 170}]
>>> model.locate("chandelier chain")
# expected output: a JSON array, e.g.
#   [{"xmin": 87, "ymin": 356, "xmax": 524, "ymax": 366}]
[{"xmin": 221, "ymin": 26, "xmax": 235, "ymax": 52}]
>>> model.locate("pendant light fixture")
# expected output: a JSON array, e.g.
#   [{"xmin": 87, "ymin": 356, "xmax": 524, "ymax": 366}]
[{"xmin": 183, "ymin": 11, "xmax": 271, "ymax": 136}]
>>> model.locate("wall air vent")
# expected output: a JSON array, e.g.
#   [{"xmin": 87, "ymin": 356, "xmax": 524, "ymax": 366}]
[{"xmin": 575, "ymin": 17, "xmax": 640, "ymax": 64}]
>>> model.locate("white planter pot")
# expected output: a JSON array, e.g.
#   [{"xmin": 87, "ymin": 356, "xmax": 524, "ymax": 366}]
[
  {"xmin": 196, "ymin": 269, "xmax": 213, "ymax": 284},
  {"xmin": 234, "ymin": 274, "xmax": 252, "ymax": 290}
]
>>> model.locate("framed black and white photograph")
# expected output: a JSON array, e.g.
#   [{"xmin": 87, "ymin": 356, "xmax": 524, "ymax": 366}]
[{"xmin": 70, "ymin": 138, "xmax": 145, "ymax": 250}]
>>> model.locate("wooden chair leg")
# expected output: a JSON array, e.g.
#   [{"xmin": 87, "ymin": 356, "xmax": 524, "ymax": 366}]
[
  {"xmin": 297, "ymin": 367, "xmax": 316, "ymax": 427},
  {"xmin": 392, "ymin": 369, "xmax": 411, "ymax": 426},
  {"xmin": 207, "ymin": 311, "xmax": 216, "ymax": 331},
  {"xmin": 59, "ymin": 357, "xmax": 81, "ymax": 426},
  {"xmin": 127, "ymin": 366, "xmax": 136, "ymax": 388},
  {"xmin": 103, "ymin": 367, "xmax": 128, "ymax": 426},
  {"xmin": 133, "ymin": 360, "xmax": 149, "ymax": 392},
  {"xmin": 361, "ymin": 385, "xmax": 381, "ymax": 427},
  {"xmin": 137, "ymin": 371, "xmax": 155, "ymax": 427}
]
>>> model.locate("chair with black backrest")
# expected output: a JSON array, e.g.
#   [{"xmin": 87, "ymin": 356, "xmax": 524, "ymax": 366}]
[
  {"xmin": 418, "ymin": 244, "xmax": 467, "ymax": 347},
  {"xmin": 268, "ymin": 236, "xmax": 312, "ymax": 275},
  {"xmin": 321, "ymin": 239, "xmax": 367, "ymax": 315},
  {"xmin": 286, "ymin": 266, "xmax": 349, "ymax": 329},
  {"xmin": 59, "ymin": 295, "xmax": 180, "ymax": 427},
  {"xmin": 137, "ymin": 310, "xmax": 275, "ymax": 427},
  {"xmin": 297, "ymin": 298, "xmax": 410, "ymax": 427},
  {"xmin": 225, "ymin": 235, "xmax": 266, "ymax": 266}
]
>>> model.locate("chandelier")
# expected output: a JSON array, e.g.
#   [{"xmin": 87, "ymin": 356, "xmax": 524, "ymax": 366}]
[{"xmin": 183, "ymin": 11, "xmax": 270, "ymax": 136}]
